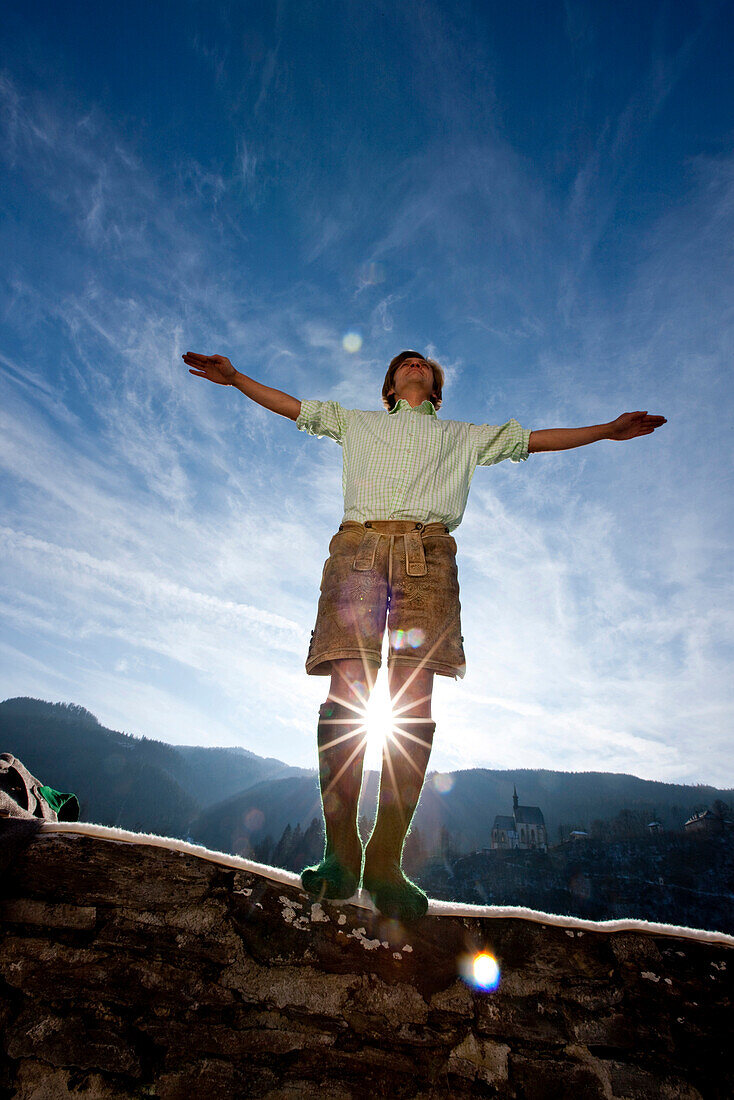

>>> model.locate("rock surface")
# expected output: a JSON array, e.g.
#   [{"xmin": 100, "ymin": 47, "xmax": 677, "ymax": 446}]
[{"xmin": 0, "ymin": 829, "xmax": 732, "ymax": 1098}]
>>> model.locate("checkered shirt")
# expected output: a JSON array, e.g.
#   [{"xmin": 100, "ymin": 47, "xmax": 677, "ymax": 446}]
[{"xmin": 296, "ymin": 397, "xmax": 530, "ymax": 532}]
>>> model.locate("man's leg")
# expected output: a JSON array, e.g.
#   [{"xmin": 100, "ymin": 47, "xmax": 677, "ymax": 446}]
[
  {"xmin": 301, "ymin": 657, "xmax": 378, "ymax": 900},
  {"xmin": 363, "ymin": 664, "xmax": 435, "ymax": 920}
]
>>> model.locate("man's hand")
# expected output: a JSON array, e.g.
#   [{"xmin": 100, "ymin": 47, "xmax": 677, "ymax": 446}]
[
  {"xmin": 529, "ymin": 411, "xmax": 667, "ymax": 452},
  {"xmin": 182, "ymin": 350, "xmax": 301, "ymax": 420},
  {"xmin": 182, "ymin": 352, "xmax": 237, "ymax": 385},
  {"xmin": 607, "ymin": 411, "xmax": 667, "ymax": 441}
]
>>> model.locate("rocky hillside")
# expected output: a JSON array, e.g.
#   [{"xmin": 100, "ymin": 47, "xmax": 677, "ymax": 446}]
[{"xmin": 422, "ymin": 832, "xmax": 734, "ymax": 934}]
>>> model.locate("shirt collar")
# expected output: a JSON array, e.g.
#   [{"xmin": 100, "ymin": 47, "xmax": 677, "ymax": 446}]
[{"xmin": 388, "ymin": 398, "xmax": 438, "ymax": 417}]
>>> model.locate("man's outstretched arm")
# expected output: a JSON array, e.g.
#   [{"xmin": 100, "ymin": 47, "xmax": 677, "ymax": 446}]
[
  {"xmin": 182, "ymin": 352, "xmax": 301, "ymax": 421},
  {"xmin": 528, "ymin": 411, "xmax": 666, "ymax": 453}
]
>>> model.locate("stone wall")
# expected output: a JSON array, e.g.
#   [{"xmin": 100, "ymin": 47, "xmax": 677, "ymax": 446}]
[{"xmin": 0, "ymin": 828, "xmax": 732, "ymax": 1098}]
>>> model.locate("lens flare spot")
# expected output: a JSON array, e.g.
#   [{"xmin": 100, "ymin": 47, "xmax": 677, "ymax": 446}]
[
  {"xmin": 351, "ymin": 679, "xmax": 368, "ymax": 705},
  {"xmin": 342, "ymin": 331, "xmax": 363, "ymax": 353},
  {"xmin": 390, "ymin": 627, "xmax": 425, "ymax": 651},
  {"xmin": 432, "ymin": 773, "xmax": 454, "ymax": 794},
  {"xmin": 474, "ymin": 953, "xmax": 500, "ymax": 989},
  {"xmin": 357, "ymin": 262, "xmax": 385, "ymax": 287},
  {"xmin": 459, "ymin": 951, "xmax": 501, "ymax": 991},
  {"xmin": 243, "ymin": 808, "xmax": 264, "ymax": 831}
]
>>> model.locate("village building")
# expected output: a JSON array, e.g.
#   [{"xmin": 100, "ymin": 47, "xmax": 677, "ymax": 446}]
[
  {"xmin": 491, "ymin": 786, "xmax": 548, "ymax": 851},
  {"xmin": 684, "ymin": 810, "xmax": 723, "ymax": 835}
]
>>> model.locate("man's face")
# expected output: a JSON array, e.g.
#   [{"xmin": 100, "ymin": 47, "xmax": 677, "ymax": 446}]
[{"xmin": 390, "ymin": 357, "xmax": 435, "ymax": 403}]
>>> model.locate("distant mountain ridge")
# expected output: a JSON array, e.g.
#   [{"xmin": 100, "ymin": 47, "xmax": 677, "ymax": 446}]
[
  {"xmin": 0, "ymin": 697, "xmax": 307, "ymax": 835},
  {"xmin": 190, "ymin": 765, "xmax": 734, "ymax": 856},
  {"xmin": 2, "ymin": 696, "xmax": 732, "ymax": 856}
]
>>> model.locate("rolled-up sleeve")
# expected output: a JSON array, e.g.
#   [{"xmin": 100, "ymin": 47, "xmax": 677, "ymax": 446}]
[
  {"xmin": 296, "ymin": 400, "xmax": 350, "ymax": 445},
  {"xmin": 471, "ymin": 419, "xmax": 531, "ymax": 465}
]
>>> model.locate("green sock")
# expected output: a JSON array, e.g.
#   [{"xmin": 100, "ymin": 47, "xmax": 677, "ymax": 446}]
[
  {"xmin": 301, "ymin": 699, "xmax": 365, "ymax": 901},
  {"xmin": 363, "ymin": 718, "xmax": 435, "ymax": 921}
]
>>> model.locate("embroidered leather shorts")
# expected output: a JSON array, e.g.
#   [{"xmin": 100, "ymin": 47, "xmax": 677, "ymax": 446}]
[{"xmin": 306, "ymin": 520, "xmax": 466, "ymax": 680}]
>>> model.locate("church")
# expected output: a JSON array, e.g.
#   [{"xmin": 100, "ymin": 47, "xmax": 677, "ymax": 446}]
[{"xmin": 491, "ymin": 786, "xmax": 548, "ymax": 851}]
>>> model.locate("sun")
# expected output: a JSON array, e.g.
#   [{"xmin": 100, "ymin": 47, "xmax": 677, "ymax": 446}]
[{"xmin": 364, "ymin": 678, "xmax": 394, "ymax": 761}]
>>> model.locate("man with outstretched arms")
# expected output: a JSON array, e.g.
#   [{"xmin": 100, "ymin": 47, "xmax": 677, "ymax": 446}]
[{"xmin": 183, "ymin": 349, "xmax": 666, "ymax": 921}]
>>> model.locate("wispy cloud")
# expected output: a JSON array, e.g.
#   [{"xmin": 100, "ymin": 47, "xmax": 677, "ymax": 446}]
[{"xmin": 1, "ymin": 4, "xmax": 732, "ymax": 786}]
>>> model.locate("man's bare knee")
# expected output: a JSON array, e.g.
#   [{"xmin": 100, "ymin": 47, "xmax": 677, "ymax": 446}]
[
  {"xmin": 388, "ymin": 665, "xmax": 434, "ymax": 718},
  {"xmin": 326, "ymin": 658, "xmax": 378, "ymax": 707}
]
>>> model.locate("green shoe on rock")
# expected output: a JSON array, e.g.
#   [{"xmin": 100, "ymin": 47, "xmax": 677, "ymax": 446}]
[
  {"xmin": 363, "ymin": 868, "xmax": 428, "ymax": 922},
  {"xmin": 301, "ymin": 853, "xmax": 359, "ymax": 901}
]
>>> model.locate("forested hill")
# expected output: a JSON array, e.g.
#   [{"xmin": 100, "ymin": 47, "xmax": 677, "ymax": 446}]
[
  {"xmin": 189, "ymin": 765, "xmax": 734, "ymax": 858},
  {"xmin": 0, "ymin": 697, "xmax": 306, "ymax": 836},
  {"xmin": 414, "ymin": 767, "xmax": 734, "ymax": 850},
  {"xmin": 2, "ymin": 696, "xmax": 732, "ymax": 855}
]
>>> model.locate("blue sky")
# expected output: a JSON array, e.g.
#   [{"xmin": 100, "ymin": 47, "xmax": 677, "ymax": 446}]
[{"xmin": 1, "ymin": 1, "xmax": 732, "ymax": 785}]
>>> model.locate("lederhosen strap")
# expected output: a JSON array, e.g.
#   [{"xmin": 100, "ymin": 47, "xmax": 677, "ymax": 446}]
[{"xmin": 344, "ymin": 520, "xmax": 450, "ymax": 578}]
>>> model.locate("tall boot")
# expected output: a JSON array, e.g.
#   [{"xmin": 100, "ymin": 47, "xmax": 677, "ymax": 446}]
[
  {"xmin": 301, "ymin": 698, "xmax": 367, "ymax": 900},
  {"xmin": 363, "ymin": 717, "xmax": 435, "ymax": 921}
]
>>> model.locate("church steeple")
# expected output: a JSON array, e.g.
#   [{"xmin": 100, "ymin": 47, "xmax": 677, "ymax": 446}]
[{"xmin": 513, "ymin": 785, "xmax": 519, "ymax": 813}]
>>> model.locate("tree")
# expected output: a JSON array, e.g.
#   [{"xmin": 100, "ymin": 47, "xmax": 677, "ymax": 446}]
[
  {"xmin": 254, "ymin": 834, "xmax": 274, "ymax": 864},
  {"xmin": 403, "ymin": 825, "xmax": 426, "ymax": 874},
  {"xmin": 303, "ymin": 817, "xmax": 324, "ymax": 864},
  {"xmin": 590, "ymin": 818, "xmax": 611, "ymax": 842},
  {"xmin": 273, "ymin": 824, "xmax": 293, "ymax": 867},
  {"xmin": 439, "ymin": 826, "xmax": 455, "ymax": 859},
  {"xmin": 611, "ymin": 808, "xmax": 646, "ymax": 839}
]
